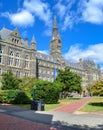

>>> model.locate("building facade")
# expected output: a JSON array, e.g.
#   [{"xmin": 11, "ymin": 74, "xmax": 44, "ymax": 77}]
[{"xmin": 0, "ymin": 16, "xmax": 101, "ymax": 91}]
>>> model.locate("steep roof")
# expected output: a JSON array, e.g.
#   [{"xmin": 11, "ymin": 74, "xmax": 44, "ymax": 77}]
[{"xmin": 0, "ymin": 27, "xmax": 12, "ymax": 39}]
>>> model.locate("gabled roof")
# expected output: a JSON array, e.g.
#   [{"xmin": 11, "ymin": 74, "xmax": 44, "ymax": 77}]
[
  {"xmin": 0, "ymin": 27, "xmax": 12, "ymax": 39},
  {"xmin": 36, "ymin": 52, "xmax": 61, "ymax": 64}
]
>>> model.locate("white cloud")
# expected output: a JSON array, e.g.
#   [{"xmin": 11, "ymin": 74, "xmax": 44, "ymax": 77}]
[
  {"xmin": 82, "ymin": 0, "xmax": 103, "ymax": 24},
  {"xmin": 10, "ymin": 10, "xmax": 34, "ymax": 27},
  {"xmin": 1, "ymin": 10, "xmax": 34, "ymax": 27},
  {"xmin": 63, "ymin": 43, "xmax": 103, "ymax": 64},
  {"xmin": 21, "ymin": 30, "xmax": 28, "ymax": 38},
  {"xmin": 37, "ymin": 50, "xmax": 49, "ymax": 55},
  {"xmin": 53, "ymin": 0, "xmax": 103, "ymax": 30},
  {"xmin": 62, "ymin": 14, "xmax": 74, "ymax": 30},
  {"xmin": 1, "ymin": 0, "xmax": 52, "ymax": 31},
  {"xmin": 54, "ymin": 1, "xmax": 66, "ymax": 18},
  {"xmin": 54, "ymin": 0, "xmax": 77, "ymax": 29},
  {"xmin": 23, "ymin": 0, "xmax": 52, "ymax": 26}
]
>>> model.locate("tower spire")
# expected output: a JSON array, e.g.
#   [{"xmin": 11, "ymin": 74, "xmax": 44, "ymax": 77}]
[
  {"xmin": 52, "ymin": 16, "xmax": 59, "ymax": 40},
  {"xmin": 53, "ymin": 15, "xmax": 58, "ymax": 29}
]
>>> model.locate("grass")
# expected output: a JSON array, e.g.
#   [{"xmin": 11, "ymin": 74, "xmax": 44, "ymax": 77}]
[
  {"xmin": 12, "ymin": 98, "xmax": 81, "ymax": 111},
  {"xmin": 59, "ymin": 98, "xmax": 81, "ymax": 102},
  {"xmin": 80, "ymin": 97, "xmax": 103, "ymax": 112}
]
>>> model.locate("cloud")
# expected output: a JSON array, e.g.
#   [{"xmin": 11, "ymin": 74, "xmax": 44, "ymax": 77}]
[
  {"xmin": 37, "ymin": 50, "xmax": 49, "ymax": 55},
  {"xmin": 82, "ymin": 0, "xmax": 103, "ymax": 24},
  {"xmin": 53, "ymin": 0, "xmax": 103, "ymax": 30},
  {"xmin": 54, "ymin": 0, "xmax": 78, "ymax": 29},
  {"xmin": 10, "ymin": 10, "xmax": 34, "ymax": 27},
  {"xmin": 63, "ymin": 43, "xmax": 103, "ymax": 64},
  {"xmin": 1, "ymin": 10, "xmax": 34, "ymax": 27},
  {"xmin": 21, "ymin": 30, "xmax": 28, "ymax": 38},
  {"xmin": 23, "ymin": 0, "xmax": 52, "ymax": 26},
  {"xmin": 1, "ymin": 0, "xmax": 52, "ymax": 30},
  {"xmin": 54, "ymin": 1, "xmax": 66, "ymax": 18}
]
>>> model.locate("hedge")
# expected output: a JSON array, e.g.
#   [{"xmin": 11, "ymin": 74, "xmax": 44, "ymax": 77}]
[{"xmin": 0, "ymin": 90, "xmax": 31, "ymax": 104}]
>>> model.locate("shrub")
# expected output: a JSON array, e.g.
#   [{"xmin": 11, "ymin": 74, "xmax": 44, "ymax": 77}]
[
  {"xmin": 0, "ymin": 90, "xmax": 31, "ymax": 104},
  {"xmin": 0, "ymin": 90, "xmax": 9, "ymax": 103},
  {"xmin": 34, "ymin": 80, "xmax": 60, "ymax": 104},
  {"xmin": 1, "ymin": 69, "xmax": 20, "ymax": 90}
]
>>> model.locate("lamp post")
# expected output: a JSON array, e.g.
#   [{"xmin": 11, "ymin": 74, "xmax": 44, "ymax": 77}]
[{"xmin": 32, "ymin": 85, "xmax": 36, "ymax": 100}]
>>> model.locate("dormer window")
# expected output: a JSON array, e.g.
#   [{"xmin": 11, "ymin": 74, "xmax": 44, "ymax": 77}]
[
  {"xmin": 12, "ymin": 38, "xmax": 14, "ymax": 42},
  {"xmin": 15, "ymin": 32, "xmax": 17, "ymax": 35}
]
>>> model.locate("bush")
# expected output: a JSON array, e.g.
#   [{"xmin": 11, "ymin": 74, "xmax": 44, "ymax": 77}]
[
  {"xmin": 0, "ymin": 90, "xmax": 31, "ymax": 104},
  {"xmin": 0, "ymin": 90, "xmax": 9, "ymax": 103},
  {"xmin": 1, "ymin": 69, "xmax": 20, "ymax": 90},
  {"xmin": 34, "ymin": 80, "xmax": 60, "ymax": 104}
]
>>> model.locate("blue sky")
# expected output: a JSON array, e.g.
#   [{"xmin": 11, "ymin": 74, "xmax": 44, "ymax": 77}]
[{"xmin": 0, "ymin": 0, "xmax": 103, "ymax": 70}]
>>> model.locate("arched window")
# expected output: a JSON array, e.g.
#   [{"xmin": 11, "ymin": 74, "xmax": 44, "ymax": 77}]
[
  {"xmin": 0, "ymin": 45, "xmax": 3, "ymax": 63},
  {"xmin": 16, "ymin": 71, "xmax": 20, "ymax": 77},
  {"xmin": 15, "ymin": 52, "xmax": 20, "ymax": 67},
  {"xmin": 9, "ymin": 51, "xmax": 14, "ymax": 65},
  {"xmin": 25, "ymin": 55, "xmax": 29, "ymax": 68},
  {"xmin": 0, "ymin": 68, "xmax": 2, "ymax": 75},
  {"xmin": 12, "ymin": 38, "xmax": 14, "ymax": 42}
]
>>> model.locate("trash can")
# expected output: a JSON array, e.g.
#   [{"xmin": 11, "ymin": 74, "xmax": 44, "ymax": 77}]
[
  {"xmin": 31, "ymin": 100, "xmax": 38, "ymax": 110},
  {"xmin": 31, "ymin": 100, "xmax": 45, "ymax": 111},
  {"xmin": 37, "ymin": 101, "xmax": 45, "ymax": 111}
]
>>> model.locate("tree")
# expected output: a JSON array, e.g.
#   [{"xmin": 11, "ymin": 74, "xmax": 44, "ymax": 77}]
[
  {"xmin": 33, "ymin": 80, "xmax": 61, "ymax": 104},
  {"xmin": 55, "ymin": 67, "xmax": 82, "ymax": 93},
  {"xmin": 87, "ymin": 80, "xmax": 103, "ymax": 96},
  {"xmin": 1, "ymin": 69, "xmax": 19, "ymax": 90}
]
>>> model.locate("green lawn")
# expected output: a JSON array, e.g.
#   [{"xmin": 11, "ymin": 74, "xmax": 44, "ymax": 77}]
[
  {"xmin": 12, "ymin": 98, "xmax": 81, "ymax": 111},
  {"xmin": 12, "ymin": 97, "xmax": 103, "ymax": 112},
  {"xmin": 80, "ymin": 97, "xmax": 103, "ymax": 112}
]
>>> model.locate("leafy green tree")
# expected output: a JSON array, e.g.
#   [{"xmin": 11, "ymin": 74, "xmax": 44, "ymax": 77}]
[
  {"xmin": 33, "ymin": 80, "xmax": 61, "ymax": 104},
  {"xmin": 55, "ymin": 67, "xmax": 82, "ymax": 93},
  {"xmin": 1, "ymin": 69, "xmax": 19, "ymax": 90},
  {"xmin": 88, "ymin": 80, "xmax": 103, "ymax": 96}
]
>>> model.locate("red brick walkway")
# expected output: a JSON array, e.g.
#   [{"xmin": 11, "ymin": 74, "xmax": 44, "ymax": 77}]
[
  {"xmin": 0, "ymin": 98, "xmax": 92, "ymax": 130},
  {"xmin": 53, "ymin": 98, "xmax": 92, "ymax": 113},
  {"xmin": 0, "ymin": 113, "xmax": 60, "ymax": 130}
]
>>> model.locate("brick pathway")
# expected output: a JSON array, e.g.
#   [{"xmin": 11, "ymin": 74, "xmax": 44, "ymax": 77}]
[
  {"xmin": 0, "ymin": 113, "xmax": 61, "ymax": 130},
  {"xmin": 0, "ymin": 98, "xmax": 92, "ymax": 130},
  {"xmin": 53, "ymin": 98, "xmax": 92, "ymax": 113}
]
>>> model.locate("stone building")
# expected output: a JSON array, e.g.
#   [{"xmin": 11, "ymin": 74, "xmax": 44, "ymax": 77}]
[{"xmin": 0, "ymin": 16, "xmax": 101, "ymax": 91}]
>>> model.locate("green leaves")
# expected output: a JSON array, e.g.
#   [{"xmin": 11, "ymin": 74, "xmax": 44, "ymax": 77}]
[
  {"xmin": 55, "ymin": 67, "xmax": 82, "ymax": 93},
  {"xmin": 1, "ymin": 69, "xmax": 19, "ymax": 90},
  {"xmin": 88, "ymin": 80, "xmax": 103, "ymax": 96}
]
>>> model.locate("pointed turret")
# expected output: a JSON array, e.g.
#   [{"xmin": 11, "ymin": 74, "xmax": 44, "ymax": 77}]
[
  {"xmin": 31, "ymin": 35, "xmax": 36, "ymax": 44},
  {"xmin": 30, "ymin": 35, "xmax": 36, "ymax": 50},
  {"xmin": 11, "ymin": 27, "xmax": 21, "ymax": 38}
]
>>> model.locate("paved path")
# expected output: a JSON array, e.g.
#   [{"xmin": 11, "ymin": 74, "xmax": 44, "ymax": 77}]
[
  {"xmin": 0, "ymin": 113, "xmax": 59, "ymax": 130},
  {"xmin": 0, "ymin": 98, "xmax": 103, "ymax": 130},
  {"xmin": 53, "ymin": 98, "xmax": 92, "ymax": 113}
]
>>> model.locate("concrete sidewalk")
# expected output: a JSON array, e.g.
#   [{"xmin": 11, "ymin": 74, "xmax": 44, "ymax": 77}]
[{"xmin": 0, "ymin": 102, "xmax": 103, "ymax": 130}]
